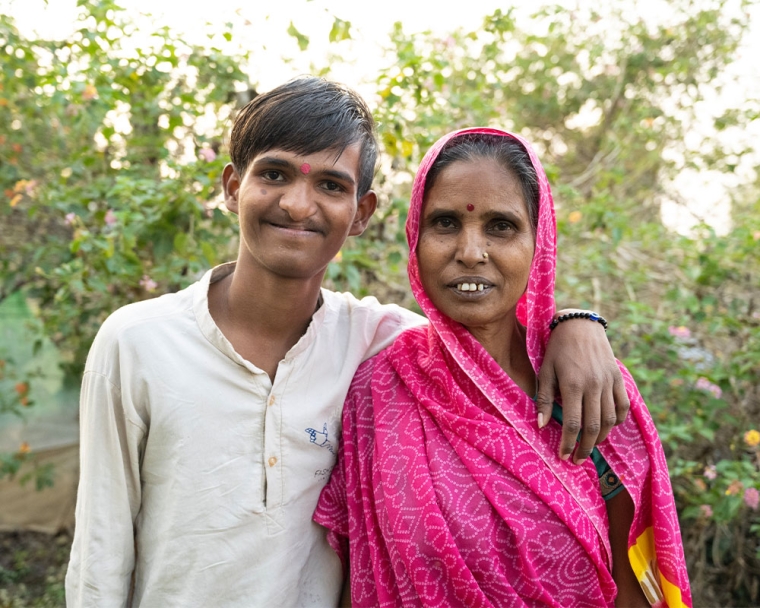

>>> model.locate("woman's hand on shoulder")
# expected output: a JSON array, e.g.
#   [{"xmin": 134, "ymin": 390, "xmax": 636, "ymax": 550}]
[{"xmin": 536, "ymin": 308, "xmax": 630, "ymax": 463}]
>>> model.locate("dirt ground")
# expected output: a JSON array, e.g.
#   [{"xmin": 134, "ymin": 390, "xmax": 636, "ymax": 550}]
[{"xmin": 0, "ymin": 531, "xmax": 70, "ymax": 608}]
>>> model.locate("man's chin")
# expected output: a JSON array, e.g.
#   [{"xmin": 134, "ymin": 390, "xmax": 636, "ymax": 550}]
[{"xmin": 262, "ymin": 258, "xmax": 330, "ymax": 282}]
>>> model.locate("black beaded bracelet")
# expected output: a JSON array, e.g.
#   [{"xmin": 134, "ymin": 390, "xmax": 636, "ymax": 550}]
[{"xmin": 549, "ymin": 311, "xmax": 608, "ymax": 331}]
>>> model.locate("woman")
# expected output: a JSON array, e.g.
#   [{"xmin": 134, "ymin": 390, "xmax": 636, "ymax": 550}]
[{"xmin": 314, "ymin": 128, "xmax": 691, "ymax": 607}]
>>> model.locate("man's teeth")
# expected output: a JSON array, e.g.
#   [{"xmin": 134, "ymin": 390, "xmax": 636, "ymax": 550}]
[{"xmin": 457, "ymin": 283, "xmax": 485, "ymax": 292}]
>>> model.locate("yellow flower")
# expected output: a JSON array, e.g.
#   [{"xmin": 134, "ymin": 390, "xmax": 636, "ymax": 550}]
[
  {"xmin": 82, "ymin": 84, "xmax": 98, "ymax": 100},
  {"xmin": 18, "ymin": 442, "xmax": 30, "ymax": 455},
  {"xmin": 744, "ymin": 429, "xmax": 760, "ymax": 448},
  {"xmin": 568, "ymin": 211, "xmax": 582, "ymax": 224},
  {"xmin": 333, "ymin": 250, "xmax": 343, "ymax": 263}
]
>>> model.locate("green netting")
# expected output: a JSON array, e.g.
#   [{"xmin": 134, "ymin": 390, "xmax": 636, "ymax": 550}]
[{"xmin": 0, "ymin": 293, "xmax": 78, "ymax": 452}]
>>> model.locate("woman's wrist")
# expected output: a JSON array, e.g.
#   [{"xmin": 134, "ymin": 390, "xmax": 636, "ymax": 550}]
[{"xmin": 551, "ymin": 309, "xmax": 608, "ymax": 331}]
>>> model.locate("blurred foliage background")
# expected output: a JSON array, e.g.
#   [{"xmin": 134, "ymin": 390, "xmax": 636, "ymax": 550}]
[{"xmin": 1, "ymin": 0, "xmax": 759, "ymax": 605}]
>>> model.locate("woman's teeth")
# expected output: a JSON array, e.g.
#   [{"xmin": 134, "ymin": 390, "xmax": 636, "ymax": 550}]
[{"xmin": 457, "ymin": 283, "xmax": 485, "ymax": 292}]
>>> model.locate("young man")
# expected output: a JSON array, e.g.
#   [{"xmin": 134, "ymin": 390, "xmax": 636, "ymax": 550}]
[{"xmin": 66, "ymin": 77, "xmax": 629, "ymax": 607}]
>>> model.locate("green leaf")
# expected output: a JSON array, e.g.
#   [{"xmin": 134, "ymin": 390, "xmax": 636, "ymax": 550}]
[
  {"xmin": 328, "ymin": 18, "xmax": 351, "ymax": 43},
  {"xmin": 287, "ymin": 22, "xmax": 309, "ymax": 51},
  {"xmin": 200, "ymin": 241, "xmax": 217, "ymax": 266}
]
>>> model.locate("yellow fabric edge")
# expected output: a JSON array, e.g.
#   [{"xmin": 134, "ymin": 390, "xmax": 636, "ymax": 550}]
[
  {"xmin": 628, "ymin": 527, "xmax": 689, "ymax": 608},
  {"xmin": 628, "ymin": 527, "xmax": 655, "ymax": 580},
  {"xmin": 660, "ymin": 572, "xmax": 688, "ymax": 608}
]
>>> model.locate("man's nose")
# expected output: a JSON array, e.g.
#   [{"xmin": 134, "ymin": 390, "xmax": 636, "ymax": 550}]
[{"xmin": 278, "ymin": 181, "xmax": 316, "ymax": 221}]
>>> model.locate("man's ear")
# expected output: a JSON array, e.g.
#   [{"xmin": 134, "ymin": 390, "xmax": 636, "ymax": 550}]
[
  {"xmin": 349, "ymin": 190, "xmax": 378, "ymax": 236},
  {"xmin": 222, "ymin": 163, "xmax": 242, "ymax": 215}
]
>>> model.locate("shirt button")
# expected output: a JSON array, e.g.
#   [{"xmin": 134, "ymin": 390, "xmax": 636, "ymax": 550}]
[
  {"xmin": 268, "ymin": 456, "xmax": 277, "ymax": 467},
  {"xmin": 268, "ymin": 395, "xmax": 276, "ymax": 406}
]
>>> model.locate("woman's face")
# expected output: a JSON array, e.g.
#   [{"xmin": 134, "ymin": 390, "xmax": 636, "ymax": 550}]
[{"xmin": 417, "ymin": 157, "xmax": 536, "ymax": 331}]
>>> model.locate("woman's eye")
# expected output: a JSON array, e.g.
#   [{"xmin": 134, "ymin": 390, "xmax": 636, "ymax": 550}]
[
  {"xmin": 435, "ymin": 217, "xmax": 456, "ymax": 229},
  {"xmin": 492, "ymin": 221, "xmax": 514, "ymax": 232}
]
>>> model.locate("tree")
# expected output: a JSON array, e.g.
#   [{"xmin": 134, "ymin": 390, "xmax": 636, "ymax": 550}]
[
  {"xmin": 1, "ymin": 0, "xmax": 758, "ymax": 602},
  {"xmin": 341, "ymin": 1, "xmax": 759, "ymax": 602},
  {"xmin": 0, "ymin": 0, "xmax": 249, "ymax": 477}
]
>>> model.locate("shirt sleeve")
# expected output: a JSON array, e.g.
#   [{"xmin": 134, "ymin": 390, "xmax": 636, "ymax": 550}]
[
  {"xmin": 358, "ymin": 301, "xmax": 426, "ymax": 362},
  {"xmin": 65, "ymin": 360, "xmax": 147, "ymax": 606}
]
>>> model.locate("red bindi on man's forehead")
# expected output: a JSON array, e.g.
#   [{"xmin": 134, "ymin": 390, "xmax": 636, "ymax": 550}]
[{"xmin": 300, "ymin": 163, "xmax": 311, "ymax": 174}]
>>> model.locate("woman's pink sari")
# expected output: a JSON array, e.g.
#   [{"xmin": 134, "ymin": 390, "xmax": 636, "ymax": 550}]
[{"xmin": 314, "ymin": 128, "xmax": 691, "ymax": 607}]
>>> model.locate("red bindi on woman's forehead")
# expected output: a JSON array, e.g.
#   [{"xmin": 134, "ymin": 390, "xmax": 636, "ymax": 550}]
[
  {"xmin": 466, "ymin": 204, "xmax": 474, "ymax": 212},
  {"xmin": 300, "ymin": 163, "xmax": 311, "ymax": 174}
]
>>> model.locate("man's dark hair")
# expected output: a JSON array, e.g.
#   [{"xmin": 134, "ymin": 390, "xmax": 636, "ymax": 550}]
[
  {"xmin": 424, "ymin": 134, "xmax": 540, "ymax": 233},
  {"xmin": 229, "ymin": 77, "xmax": 378, "ymax": 198}
]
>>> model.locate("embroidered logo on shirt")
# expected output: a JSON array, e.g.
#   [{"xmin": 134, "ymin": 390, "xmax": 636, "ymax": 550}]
[
  {"xmin": 305, "ymin": 423, "xmax": 335, "ymax": 455},
  {"xmin": 314, "ymin": 466, "xmax": 334, "ymax": 480}
]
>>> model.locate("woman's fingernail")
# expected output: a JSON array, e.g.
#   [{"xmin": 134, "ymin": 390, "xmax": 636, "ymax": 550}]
[
  {"xmin": 560, "ymin": 452, "xmax": 570, "ymax": 461},
  {"xmin": 537, "ymin": 413, "xmax": 544, "ymax": 428}
]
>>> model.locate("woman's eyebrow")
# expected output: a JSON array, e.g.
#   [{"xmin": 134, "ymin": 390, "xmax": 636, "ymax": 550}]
[
  {"xmin": 425, "ymin": 207, "xmax": 464, "ymax": 219},
  {"xmin": 481, "ymin": 209, "xmax": 526, "ymax": 221}
]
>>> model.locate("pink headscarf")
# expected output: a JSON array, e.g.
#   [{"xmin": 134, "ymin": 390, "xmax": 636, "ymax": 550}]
[{"xmin": 315, "ymin": 128, "xmax": 692, "ymax": 607}]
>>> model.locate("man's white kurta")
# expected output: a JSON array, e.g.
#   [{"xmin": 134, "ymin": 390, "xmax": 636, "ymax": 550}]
[{"xmin": 65, "ymin": 263, "xmax": 423, "ymax": 607}]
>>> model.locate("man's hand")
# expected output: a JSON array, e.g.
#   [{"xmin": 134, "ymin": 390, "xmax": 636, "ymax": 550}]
[{"xmin": 536, "ymin": 310, "xmax": 630, "ymax": 463}]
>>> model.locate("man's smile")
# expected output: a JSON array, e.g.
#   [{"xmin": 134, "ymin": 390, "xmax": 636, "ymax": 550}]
[{"xmin": 265, "ymin": 219, "xmax": 324, "ymax": 237}]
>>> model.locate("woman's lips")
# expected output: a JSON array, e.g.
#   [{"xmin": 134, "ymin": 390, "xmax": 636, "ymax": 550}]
[
  {"xmin": 446, "ymin": 278, "xmax": 494, "ymax": 294},
  {"xmin": 457, "ymin": 282, "xmax": 486, "ymax": 292}
]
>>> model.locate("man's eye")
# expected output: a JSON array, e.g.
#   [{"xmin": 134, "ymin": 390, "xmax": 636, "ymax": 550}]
[
  {"xmin": 262, "ymin": 170, "xmax": 283, "ymax": 181},
  {"xmin": 322, "ymin": 181, "xmax": 343, "ymax": 192}
]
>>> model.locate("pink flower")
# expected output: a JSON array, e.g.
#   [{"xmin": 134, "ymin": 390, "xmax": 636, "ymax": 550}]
[
  {"xmin": 24, "ymin": 180, "xmax": 38, "ymax": 196},
  {"xmin": 104, "ymin": 209, "xmax": 117, "ymax": 226},
  {"xmin": 695, "ymin": 377, "xmax": 722, "ymax": 399},
  {"xmin": 703, "ymin": 465, "xmax": 717, "ymax": 480},
  {"xmin": 745, "ymin": 488, "xmax": 759, "ymax": 510},
  {"xmin": 139, "ymin": 275, "xmax": 158, "ymax": 292},
  {"xmin": 199, "ymin": 148, "xmax": 217, "ymax": 162},
  {"xmin": 139, "ymin": 275, "xmax": 157, "ymax": 292},
  {"xmin": 65, "ymin": 212, "xmax": 77, "ymax": 225},
  {"xmin": 668, "ymin": 325, "xmax": 691, "ymax": 339},
  {"xmin": 699, "ymin": 504, "xmax": 713, "ymax": 518}
]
